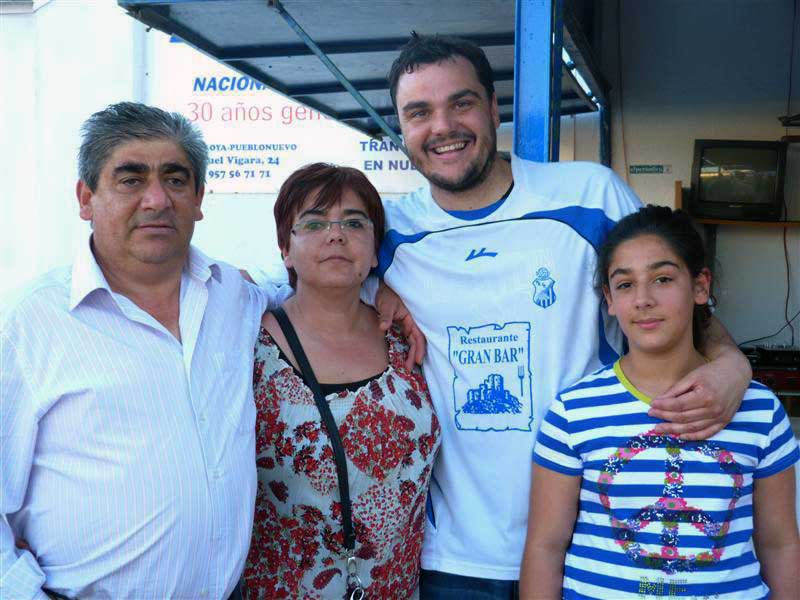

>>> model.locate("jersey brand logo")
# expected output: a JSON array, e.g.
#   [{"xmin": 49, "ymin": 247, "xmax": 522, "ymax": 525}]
[
  {"xmin": 465, "ymin": 247, "xmax": 498, "ymax": 262},
  {"xmin": 532, "ymin": 267, "xmax": 557, "ymax": 308}
]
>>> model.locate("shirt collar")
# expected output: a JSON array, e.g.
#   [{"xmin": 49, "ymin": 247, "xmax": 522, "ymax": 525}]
[
  {"xmin": 69, "ymin": 237, "xmax": 113, "ymax": 311},
  {"xmin": 186, "ymin": 244, "xmax": 222, "ymax": 284},
  {"xmin": 69, "ymin": 236, "xmax": 222, "ymax": 311}
]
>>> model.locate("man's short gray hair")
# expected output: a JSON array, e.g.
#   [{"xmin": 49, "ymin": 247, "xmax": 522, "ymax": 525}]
[{"xmin": 78, "ymin": 102, "xmax": 208, "ymax": 193}]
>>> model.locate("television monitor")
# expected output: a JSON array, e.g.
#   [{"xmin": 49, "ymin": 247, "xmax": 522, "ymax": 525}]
[{"xmin": 689, "ymin": 140, "xmax": 787, "ymax": 221}]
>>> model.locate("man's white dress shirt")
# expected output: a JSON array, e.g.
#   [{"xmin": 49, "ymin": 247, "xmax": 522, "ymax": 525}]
[{"xmin": 0, "ymin": 239, "xmax": 291, "ymax": 599}]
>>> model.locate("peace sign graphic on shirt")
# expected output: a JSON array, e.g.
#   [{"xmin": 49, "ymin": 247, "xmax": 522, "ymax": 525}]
[{"xmin": 597, "ymin": 430, "xmax": 744, "ymax": 575}]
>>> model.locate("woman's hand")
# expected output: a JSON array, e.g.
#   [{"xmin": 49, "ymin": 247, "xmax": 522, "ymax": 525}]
[{"xmin": 375, "ymin": 281, "xmax": 426, "ymax": 369}]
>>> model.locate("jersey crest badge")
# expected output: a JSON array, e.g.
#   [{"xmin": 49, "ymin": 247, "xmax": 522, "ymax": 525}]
[{"xmin": 532, "ymin": 267, "xmax": 556, "ymax": 308}]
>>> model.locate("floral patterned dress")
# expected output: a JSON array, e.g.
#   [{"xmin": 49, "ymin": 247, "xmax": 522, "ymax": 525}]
[{"xmin": 244, "ymin": 325, "xmax": 440, "ymax": 599}]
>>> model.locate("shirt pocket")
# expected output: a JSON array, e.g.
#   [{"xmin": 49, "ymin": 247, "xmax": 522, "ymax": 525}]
[{"xmin": 214, "ymin": 351, "xmax": 257, "ymax": 434}]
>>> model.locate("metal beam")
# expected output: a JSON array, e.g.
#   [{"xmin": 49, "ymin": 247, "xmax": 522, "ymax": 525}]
[
  {"xmin": 268, "ymin": 0, "xmax": 406, "ymax": 151},
  {"xmin": 324, "ymin": 107, "xmax": 396, "ymax": 120},
  {"xmin": 562, "ymin": 3, "xmax": 608, "ymax": 105},
  {"xmin": 561, "ymin": 100, "xmax": 597, "ymax": 116},
  {"xmin": 550, "ymin": 0, "xmax": 563, "ymax": 161},
  {"xmin": 120, "ymin": 0, "xmax": 232, "ymax": 5},
  {"xmin": 336, "ymin": 96, "xmax": 515, "ymax": 121},
  {"xmin": 514, "ymin": 0, "xmax": 563, "ymax": 162},
  {"xmin": 286, "ymin": 78, "xmax": 390, "ymax": 96},
  {"xmin": 343, "ymin": 111, "xmax": 533, "ymax": 132},
  {"xmin": 126, "ymin": 5, "xmax": 224, "ymax": 56},
  {"xmin": 218, "ymin": 33, "xmax": 515, "ymax": 61},
  {"xmin": 561, "ymin": 62, "xmax": 593, "ymax": 108},
  {"xmin": 284, "ymin": 68, "xmax": 515, "ymax": 97},
  {"xmin": 488, "ymin": 68, "xmax": 515, "ymax": 83},
  {"xmin": 600, "ymin": 103, "xmax": 611, "ymax": 167}
]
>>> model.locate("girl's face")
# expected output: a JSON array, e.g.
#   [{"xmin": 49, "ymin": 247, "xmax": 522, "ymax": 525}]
[{"xmin": 603, "ymin": 234, "xmax": 711, "ymax": 358}]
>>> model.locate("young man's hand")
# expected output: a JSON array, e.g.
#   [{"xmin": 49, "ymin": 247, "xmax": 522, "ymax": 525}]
[
  {"xmin": 649, "ymin": 318, "xmax": 750, "ymax": 440},
  {"xmin": 649, "ymin": 359, "xmax": 744, "ymax": 439},
  {"xmin": 376, "ymin": 281, "xmax": 426, "ymax": 370}
]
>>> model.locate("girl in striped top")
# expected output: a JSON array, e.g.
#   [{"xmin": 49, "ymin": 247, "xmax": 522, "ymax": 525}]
[{"xmin": 520, "ymin": 206, "xmax": 799, "ymax": 599}]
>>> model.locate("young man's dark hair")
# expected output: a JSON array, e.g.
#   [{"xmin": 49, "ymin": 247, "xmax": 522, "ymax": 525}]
[{"xmin": 388, "ymin": 33, "xmax": 496, "ymax": 108}]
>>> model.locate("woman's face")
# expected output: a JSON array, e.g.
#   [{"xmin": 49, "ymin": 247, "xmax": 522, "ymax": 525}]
[{"xmin": 282, "ymin": 187, "xmax": 377, "ymax": 291}]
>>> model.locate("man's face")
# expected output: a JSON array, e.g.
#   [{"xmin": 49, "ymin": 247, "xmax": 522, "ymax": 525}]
[
  {"xmin": 77, "ymin": 139, "xmax": 203, "ymax": 272},
  {"xmin": 395, "ymin": 56, "xmax": 500, "ymax": 194}
]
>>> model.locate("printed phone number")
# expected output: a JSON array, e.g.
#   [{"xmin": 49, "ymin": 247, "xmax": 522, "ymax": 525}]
[{"xmin": 209, "ymin": 170, "xmax": 272, "ymax": 179}]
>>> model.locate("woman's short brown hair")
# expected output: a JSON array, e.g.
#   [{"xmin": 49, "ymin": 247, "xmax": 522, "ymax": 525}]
[{"xmin": 274, "ymin": 163, "xmax": 385, "ymax": 287}]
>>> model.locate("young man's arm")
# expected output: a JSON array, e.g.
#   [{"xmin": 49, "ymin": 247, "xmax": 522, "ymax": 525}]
[
  {"xmin": 648, "ymin": 315, "xmax": 751, "ymax": 440},
  {"xmin": 374, "ymin": 280, "xmax": 425, "ymax": 368},
  {"xmin": 244, "ymin": 268, "xmax": 426, "ymax": 369},
  {"xmin": 519, "ymin": 465, "xmax": 580, "ymax": 599}
]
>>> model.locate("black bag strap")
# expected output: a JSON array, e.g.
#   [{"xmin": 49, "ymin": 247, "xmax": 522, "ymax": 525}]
[{"xmin": 270, "ymin": 307, "xmax": 356, "ymax": 551}]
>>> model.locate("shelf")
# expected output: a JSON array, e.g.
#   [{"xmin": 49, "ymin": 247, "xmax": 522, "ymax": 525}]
[{"xmin": 694, "ymin": 218, "xmax": 800, "ymax": 228}]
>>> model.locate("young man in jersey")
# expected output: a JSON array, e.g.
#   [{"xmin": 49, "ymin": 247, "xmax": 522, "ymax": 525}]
[{"xmin": 376, "ymin": 34, "xmax": 751, "ymax": 598}]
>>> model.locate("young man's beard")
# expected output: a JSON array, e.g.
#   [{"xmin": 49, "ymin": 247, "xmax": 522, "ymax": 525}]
[{"xmin": 422, "ymin": 149, "xmax": 497, "ymax": 193}]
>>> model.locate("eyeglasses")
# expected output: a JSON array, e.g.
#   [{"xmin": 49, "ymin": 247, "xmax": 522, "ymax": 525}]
[{"xmin": 291, "ymin": 217, "xmax": 374, "ymax": 236}]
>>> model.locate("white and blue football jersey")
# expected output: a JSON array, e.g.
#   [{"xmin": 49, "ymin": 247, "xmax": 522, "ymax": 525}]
[{"xmin": 379, "ymin": 155, "xmax": 641, "ymax": 579}]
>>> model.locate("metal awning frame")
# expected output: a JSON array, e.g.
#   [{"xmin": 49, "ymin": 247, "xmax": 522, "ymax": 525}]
[
  {"xmin": 267, "ymin": 0, "xmax": 405, "ymax": 151},
  {"xmin": 120, "ymin": 0, "xmax": 611, "ymax": 164}
]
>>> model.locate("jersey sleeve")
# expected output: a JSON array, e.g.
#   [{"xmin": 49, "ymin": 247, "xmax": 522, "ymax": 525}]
[
  {"xmin": 533, "ymin": 394, "xmax": 583, "ymax": 476},
  {"xmin": 754, "ymin": 392, "xmax": 799, "ymax": 479},
  {"xmin": 604, "ymin": 167, "xmax": 643, "ymax": 221},
  {"xmin": 247, "ymin": 278, "xmax": 294, "ymax": 312}
]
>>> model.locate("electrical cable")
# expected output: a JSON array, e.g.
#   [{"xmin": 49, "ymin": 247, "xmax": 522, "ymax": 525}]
[
  {"xmin": 783, "ymin": 227, "xmax": 795, "ymax": 345},
  {"xmin": 739, "ymin": 307, "xmax": 800, "ymax": 347},
  {"xmin": 782, "ymin": 0, "xmax": 798, "ymax": 345}
]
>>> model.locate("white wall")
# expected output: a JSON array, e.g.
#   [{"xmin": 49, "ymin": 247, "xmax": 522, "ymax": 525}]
[
  {"xmin": 0, "ymin": 3, "xmax": 426, "ymax": 293},
  {"xmin": 0, "ymin": 0, "xmax": 144, "ymax": 299},
  {"xmin": 559, "ymin": 112, "xmax": 601, "ymax": 162},
  {"xmin": 5, "ymin": 1, "xmax": 797, "ymax": 345},
  {"xmin": 599, "ymin": 0, "xmax": 800, "ymax": 346}
]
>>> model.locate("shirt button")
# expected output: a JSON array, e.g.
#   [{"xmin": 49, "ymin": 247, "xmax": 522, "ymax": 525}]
[
  {"xmin": 200, "ymin": 590, "xmax": 208, "ymax": 597},
  {"xmin": 198, "ymin": 414, "xmax": 206, "ymax": 425}
]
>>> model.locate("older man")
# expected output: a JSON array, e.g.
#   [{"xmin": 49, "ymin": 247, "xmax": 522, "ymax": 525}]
[{"xmin": 0, "ymin": 102, "xmax": 290, "ymax": 599}]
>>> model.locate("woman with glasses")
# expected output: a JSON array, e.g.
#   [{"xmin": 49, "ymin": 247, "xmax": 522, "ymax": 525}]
[{"xmin": 243, "ymin": 163, "xmax": 440, "ymax": 599}]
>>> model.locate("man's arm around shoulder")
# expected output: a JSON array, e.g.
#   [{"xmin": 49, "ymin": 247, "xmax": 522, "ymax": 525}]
[{"xmin": 649, "ymin": 316, "xmax": 751, "ymax": 440}]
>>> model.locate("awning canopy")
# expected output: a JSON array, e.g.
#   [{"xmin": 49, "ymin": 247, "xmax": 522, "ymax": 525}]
[{"xmin": 119, "ymin": 0, "xmax": 606, "ymax": 141}]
